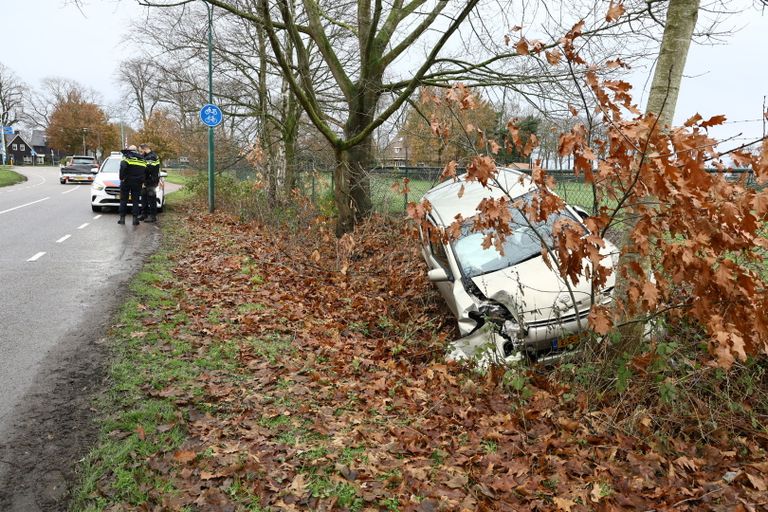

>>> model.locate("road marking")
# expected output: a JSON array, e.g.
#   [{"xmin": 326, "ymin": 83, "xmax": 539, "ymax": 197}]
[
  {"xmin": 77, "ymin": 223, "xmax": 89, "ymax": 230},
  {"xmin": 93, "ymin": 214, "xmax": 102, "ymax": 220},
  {"xmin": 62, "ymin": 186, "xmax": 80, "ymax": 195},
  {"xmin": 56, "ymin": 234, "xmax": 71, "ymax": 243},
  {"xmin": 0, "ymin": 197, "xmax": 50, "ymax": 216},
  {"xmin": 27, "ymin": 252, "xmax": 46, "ymax": 262}
]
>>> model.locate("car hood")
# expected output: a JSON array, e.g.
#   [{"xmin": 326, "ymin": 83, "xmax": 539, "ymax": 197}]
[{"xmin": 469, "ymin": 243, "xmax": 617, "ymax": 325}]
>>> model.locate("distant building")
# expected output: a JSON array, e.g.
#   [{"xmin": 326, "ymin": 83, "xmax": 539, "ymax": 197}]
[
  {"xmin": 3, "ymin": 131, "xmax": 52, "ymax": 165},
  {"xmin": 380, "ymin": 134, "xmax": 410, "ymax": 167},
  {"xmin": 5, "ymin": 133, "xmax": 33, "ymax": 165},
  {"xmin": 29, "ymin": 130, "xmax": 52, "ymax": 165}
]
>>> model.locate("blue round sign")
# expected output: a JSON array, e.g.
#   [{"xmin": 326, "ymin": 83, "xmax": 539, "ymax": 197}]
[{"xmin": 199, "ymin": 104, "xmax": 223, "ymax": 127}]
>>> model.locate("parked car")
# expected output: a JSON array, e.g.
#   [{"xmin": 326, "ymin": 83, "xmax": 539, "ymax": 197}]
[
  {"xmin": 419, "ymin": 166, "xmax": 618, "ymax": 364},
  {"xmin": 90, "ymin": 152, "xmax": 166, "ymax": 213},
  {"xmin": 60, "ymin": 155, "xmax": 99, "ymax": 184}
]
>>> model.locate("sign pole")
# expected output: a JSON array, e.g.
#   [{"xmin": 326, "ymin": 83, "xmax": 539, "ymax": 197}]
[
  {"xmin": 0, "ymin": 123, "xmax": 8, "ymax": 166},
  {"xmin": 0, "ymin": 127, "xmax": 6, "ymax": 167},
  {"xmin": 207, "ymin": 1, "xmax": 215, "ymax": 213}
]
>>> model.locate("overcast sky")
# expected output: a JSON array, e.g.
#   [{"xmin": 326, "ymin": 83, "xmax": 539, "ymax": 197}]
[{"xmin": 1, "ymin": 0, "xmax": 766, "ymax": 149}]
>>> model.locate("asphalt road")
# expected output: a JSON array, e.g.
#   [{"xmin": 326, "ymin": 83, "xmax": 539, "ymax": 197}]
[{"xmin": 0, "ymin": 166, "xmax": 178, "ymax": 503}]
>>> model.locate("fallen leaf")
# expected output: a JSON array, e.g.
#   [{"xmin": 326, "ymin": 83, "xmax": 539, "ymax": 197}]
[
  {"xmin": 553, "ymin": 497, "xmax": 577, "ymax": 511},
  {"xmin": 173, "ymin": 450, "xmax": 197, "ymax": 464}
]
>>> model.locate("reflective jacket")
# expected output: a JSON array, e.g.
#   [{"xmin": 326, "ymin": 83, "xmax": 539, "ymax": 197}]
[
  {"xmin": 119, "ymin": 150, "xmax": 147, "ymax": 181},
  {"xmin": 143, "ymin": 151, "xmax": 161, "ymax": 187}
]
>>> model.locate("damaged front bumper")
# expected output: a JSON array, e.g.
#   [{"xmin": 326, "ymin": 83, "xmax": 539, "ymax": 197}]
[{"xmin": 447, "ymin": 301, "xmax": 603, "ymax": 365}]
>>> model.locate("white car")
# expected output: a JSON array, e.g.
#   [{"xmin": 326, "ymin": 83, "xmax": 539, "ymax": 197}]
[
  {"xmin": 90, "ymin": 152, "xmax": 166, "ymax": 213},
  {"xmin": 419, "ymin": 167, "xmax": 618, "ymax": 364}
]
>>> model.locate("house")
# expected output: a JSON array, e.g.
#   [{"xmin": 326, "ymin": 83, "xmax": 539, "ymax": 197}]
[
  {"xmin": 3, "ymin": 131, "xmax": 52, "ymax": 165},
  {"xmin": 4, "ymin": 133, "xmax": 34, "ymax": 165},
  {"xmin": 29, "ymin": 130, "xmax": 52, "ymax": 165},
  {"xmin": 380, "ymin": 135, "xmax": 410, "ymax": 167}
]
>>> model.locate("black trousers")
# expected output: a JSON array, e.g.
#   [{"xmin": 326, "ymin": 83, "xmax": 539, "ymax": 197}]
[
  {"xmin": 141, "ymin": 184, "xmax": 158, "ymax": 216},
  {"xmin": 119, "ymin": 178, "xmax": 144, "ymax": 217}
]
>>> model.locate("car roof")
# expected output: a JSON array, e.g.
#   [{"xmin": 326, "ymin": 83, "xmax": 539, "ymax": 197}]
[{"xmin": 421, "ymin": 166, "xmax": 537, "ymax": 227}]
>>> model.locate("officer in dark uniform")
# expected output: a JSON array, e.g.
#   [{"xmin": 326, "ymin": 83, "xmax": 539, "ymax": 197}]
[
  {"xmin": 138, "ymin": 143, "xmax": 161, "ymax": 223},
  {"xmin": 118, "ymin": 145, "xmax": 147, "ymax": 225}
]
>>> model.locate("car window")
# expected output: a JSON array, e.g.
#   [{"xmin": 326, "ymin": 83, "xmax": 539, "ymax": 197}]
[
  {"xmin": 429, "ymin": 238, "xmax": 451, "ymax": 273},
  {"xmin": 99, "ymin": 158, "xmax": 121, "ymax": 174},
  {"xmin": 452, "ymin": 192, "xmax": 583, "ymax": 278},
  {"xmin": 72, "ymin": 157, "xmax": 95, "ymax": 165}
]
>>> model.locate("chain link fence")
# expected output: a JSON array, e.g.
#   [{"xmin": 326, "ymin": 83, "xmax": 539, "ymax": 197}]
[{"xmin": 222, "ymin": 164, "xmax": 761, "ymax": 216}]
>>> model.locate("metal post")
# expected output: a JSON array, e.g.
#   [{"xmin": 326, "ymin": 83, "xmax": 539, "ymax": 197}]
[
  {"xmin": 404, "ymin": 166, "xmax": 409, "ymax": 211},
  {"xmin": 0, "ymin": 126, "xmax": 6, "ymax": 166},
  {"xmin": 207, "ymin": 2, "xmax": 215, "ymax": 213}
]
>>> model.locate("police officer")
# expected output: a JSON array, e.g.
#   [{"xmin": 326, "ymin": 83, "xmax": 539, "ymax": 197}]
[
  {"xmin": 118, "ymin": 145, "xmax": 146, "ymax": 225},
  {"xmin": 138, "ymin": 143, "xmax": 161, "ymax": 223}
]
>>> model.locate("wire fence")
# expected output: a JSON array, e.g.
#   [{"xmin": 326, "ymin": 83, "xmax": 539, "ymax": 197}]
[{"xmin": 210, "ymin": 165, "xmax": 762, "ymax": 216}]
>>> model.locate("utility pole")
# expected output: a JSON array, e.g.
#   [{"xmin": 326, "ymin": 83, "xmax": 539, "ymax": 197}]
[{"xmin": 81, "ymin": 128, "xmax": 88, "ymax": 155}]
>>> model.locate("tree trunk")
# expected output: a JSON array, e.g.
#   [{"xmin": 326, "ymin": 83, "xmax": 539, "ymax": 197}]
[
  {"xmin": 613, "ymin": 0, "xmax": 700, "ymax": 344},
  {"xmin": 282, "ymin": 90, "xmax": 300, "ymax": 193},
  {"xmin": 334, "ymin": 148, "xmax": 356, "ymax": 236},
  {"xmin": 334, "ymin": 86, "xmax": 378, "ymax": 234},
  {"xmin": 646, "ymin": 0, "xmax": 700, "ymax": 126}
]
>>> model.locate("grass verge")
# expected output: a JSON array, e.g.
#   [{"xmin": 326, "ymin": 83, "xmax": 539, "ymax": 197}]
[
  {"xmin": 71, "ymin": 191, "xmax": 196, "ymax": 511},
  {"xmin": 0, "ymin": 166, "xmax": 25, "ymax": 187},
  {"xmin": 164, "ymin": 169, "xmax": 197, "ymax": 186}
]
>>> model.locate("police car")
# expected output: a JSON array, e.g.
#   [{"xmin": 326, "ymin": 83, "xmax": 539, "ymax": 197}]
[{"xmin": 90, "ymin": 152, "xmax": 166, "ymax": 213}]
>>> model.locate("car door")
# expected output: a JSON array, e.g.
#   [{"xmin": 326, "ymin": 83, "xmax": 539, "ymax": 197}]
[{"xmin": 426, "ymin": 237, "xmax": 461, "ymax": 316}]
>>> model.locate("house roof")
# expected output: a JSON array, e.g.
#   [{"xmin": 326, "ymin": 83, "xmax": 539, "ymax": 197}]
[
  {"xmin": 29, "ymin": 130, "xmax": 47, "ymax": 148},
  {"xmin": 4, "ymin": 133, "xmax": 31, "ymax": 148}
]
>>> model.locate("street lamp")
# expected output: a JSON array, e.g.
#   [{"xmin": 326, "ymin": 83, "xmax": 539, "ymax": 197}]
[{"xmin": 81, "ymin": 128, "xmax": 88, "ymax": 155}]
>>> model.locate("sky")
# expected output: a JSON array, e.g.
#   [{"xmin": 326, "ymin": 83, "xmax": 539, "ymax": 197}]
[{"xmin": 0, "ymin": 0, "xmax": 766, "ymax": 150}]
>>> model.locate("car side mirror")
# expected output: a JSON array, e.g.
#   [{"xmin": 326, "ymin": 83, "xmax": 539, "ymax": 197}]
[
  {"xmin": 92, "ymin": 168, "xmax": 99, "ymax": 174},
  {"xmin": 159, "ymin": 171, "xmax": 168, "ymax": 177},
  {"xmin": 572, "ymin": 205, "xmax": 590, "ymax": 221},
  {"xmin": 428, "ymin": 267, "xmax": 450, "ymax": 282}
]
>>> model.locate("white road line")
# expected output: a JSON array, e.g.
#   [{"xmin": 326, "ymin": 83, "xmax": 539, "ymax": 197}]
[
  {"xmin": 56, "ymin": 234, "xmax": 72, "ymax": 243},
  {"xmin": 27, "ymin": 252, "xmax": 46, "ymax": 262},
  {"xmin": 77, "ymin": 223, "xmax": 89, "ymax": 230},
  {"xmin": 93, "ymin": 214, "xmax": 102, "ymax": 220},
  {"xmin": 62, "ymin": 186, "xmax": 81, "ymax": 194},
  {"xmin": 0, "ymin": 197, "xmax": 50, "ymax": 216}
]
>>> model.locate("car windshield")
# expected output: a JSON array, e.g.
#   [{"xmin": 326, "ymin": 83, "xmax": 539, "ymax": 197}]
[
  {"xmin": 452, "ymin": 192, "xmax": 582, "ymax": 278},
  {"xmin": 99, "ymin": 158, "xmax": 121, "ymax": 174}
]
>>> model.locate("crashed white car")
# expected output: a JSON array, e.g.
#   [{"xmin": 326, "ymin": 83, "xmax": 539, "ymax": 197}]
[{"xmin": 420, "ymin": 167, "xmax": 618, "ymax": 364}]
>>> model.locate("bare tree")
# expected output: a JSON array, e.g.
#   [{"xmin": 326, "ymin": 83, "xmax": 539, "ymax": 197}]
[
  {"xmin": 23, "ymin": 77, "xmax": 101, "ymax": 131},
  {"xmin": 118, "ymin": 58, "xmax": 160, "ymax": 125},
  {"xmin": 0, "ymin": 62, "xmax": 27, "ymax": 129}
]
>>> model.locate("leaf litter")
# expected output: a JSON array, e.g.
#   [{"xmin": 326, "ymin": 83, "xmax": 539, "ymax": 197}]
[{"xmin": 91, "ymin": 206, "xmax": 768, "ymax": 511}]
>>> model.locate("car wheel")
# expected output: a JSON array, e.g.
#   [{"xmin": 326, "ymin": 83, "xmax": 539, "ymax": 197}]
[{"xmin": 91, "ymin": 205, "xmax": 102, "ymax": 212}]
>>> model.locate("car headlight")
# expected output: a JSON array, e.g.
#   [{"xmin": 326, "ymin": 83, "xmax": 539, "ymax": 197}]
[{"xmin": 92, "ymin": 183, "xmax": 105, "ymax": 191}]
